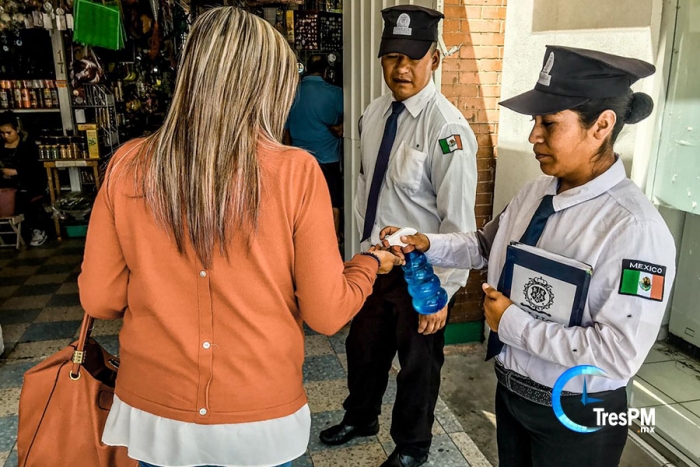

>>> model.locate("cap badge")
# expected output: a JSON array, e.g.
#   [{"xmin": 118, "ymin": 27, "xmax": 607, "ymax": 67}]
[
  {"xmin": 393, "ymin": 13, "xmax": 413, "ymax": 36},
  {"xmin": 538, "ymin": 51, "xmax": 555, "ymax": 86}
]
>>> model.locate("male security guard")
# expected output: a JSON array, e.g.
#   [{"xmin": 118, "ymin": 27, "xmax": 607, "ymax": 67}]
[
  {"xmin": 319, "ymin": 6, "xmax": 477, "ymax": 467},
  {"xmin": 384, "ymin": 46, "xmax": 677, "ymax": 466}
]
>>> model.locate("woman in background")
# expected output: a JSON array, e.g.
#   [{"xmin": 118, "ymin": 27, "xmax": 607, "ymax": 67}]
[{"xmin": 0, "ymin": 111, "xmax": 47, "ymax": 246}]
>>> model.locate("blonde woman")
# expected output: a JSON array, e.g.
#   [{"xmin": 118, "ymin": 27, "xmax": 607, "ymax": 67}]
[{"xmin": 78, "ymin": 7, "xmax": 401, "ymax": 467}]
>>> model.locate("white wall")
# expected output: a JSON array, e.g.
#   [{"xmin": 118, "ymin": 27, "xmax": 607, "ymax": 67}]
[
  {"xmin": 494, "ymin": 0, "xmax": 673, "ymax": 215},
  {"xmin": 531, "ymin": 0, "xmax": 655, "ymax": 32}
]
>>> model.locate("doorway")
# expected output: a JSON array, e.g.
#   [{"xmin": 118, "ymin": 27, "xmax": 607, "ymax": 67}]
[{"xmin": 629, "ymin": 0, "xmax": 700, "ymax": 464}]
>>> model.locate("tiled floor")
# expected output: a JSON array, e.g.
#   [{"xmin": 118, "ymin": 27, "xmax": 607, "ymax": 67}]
[
  {"xmin": 630, "ymin": 342, "xmax": 700, "ymax": 464},
  {"xmin": 0, "ymin": 240, "xmax": 489, "ymax": 467}
]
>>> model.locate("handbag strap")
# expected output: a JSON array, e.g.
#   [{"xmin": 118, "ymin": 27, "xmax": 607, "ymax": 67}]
[{"xmin": 70, "ymin": 313, "xmax": 95, "ymax": 380}]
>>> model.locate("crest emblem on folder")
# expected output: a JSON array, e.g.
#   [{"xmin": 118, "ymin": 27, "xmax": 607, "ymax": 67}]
[
  {"xmin": 523, "ymin": 276, "xmax": 555, "ymax": 314},
  {"xmin": 505, "ymin": 242, "xmax": 591, "ymax": 327}
]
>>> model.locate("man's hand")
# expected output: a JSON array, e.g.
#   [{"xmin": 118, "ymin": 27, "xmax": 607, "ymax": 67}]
[
  {"xmin": 418, "ymin": 304, "xmax": 447, "ymax": 335},
  {"xmin": 482, "ymin": 283, "xmax": 513, "ymax": 332},
  {"xmin": 1, "ymin": 168, "xmax": 18, "ymax": 177},
  {"xmin": 329, "ymin": 123, "xmax": 343, "ymax": 138},
  {"xmin": 379, "ymin": 226, "xmax": 431, "ymax": 260}
]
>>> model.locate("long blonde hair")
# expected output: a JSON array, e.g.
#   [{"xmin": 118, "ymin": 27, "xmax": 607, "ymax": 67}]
[{"xmin": 130, "ymin": 7, "xmax": 299, "ymax": 267}]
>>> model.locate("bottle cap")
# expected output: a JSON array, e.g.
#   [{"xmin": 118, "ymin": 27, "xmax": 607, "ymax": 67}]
[{"xmin": 385, "ymin": 227, "xmax": 418, "ymax": 247}]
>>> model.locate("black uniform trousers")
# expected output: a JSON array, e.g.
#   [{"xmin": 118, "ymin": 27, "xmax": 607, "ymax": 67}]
[
  {"xmin": 342, "ymin": 268, "xmax": 448, "ymax": 458},
  {"xmin": 496, "ymin": 383, "xmax": 628, "ymax": 467}
]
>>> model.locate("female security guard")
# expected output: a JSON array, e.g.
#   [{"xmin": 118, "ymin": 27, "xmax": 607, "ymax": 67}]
[{"xmin": 381, "ymin": 46, "xmax": 677, "ymax": 467}]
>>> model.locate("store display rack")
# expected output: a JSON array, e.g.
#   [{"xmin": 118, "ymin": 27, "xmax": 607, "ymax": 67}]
[
  {"xmin": 72, "ymin": 84, "xmax": 120, "ymax": 154},
  {"xmin": 246, "ymin": 0, "xmax": 304, "ymax": 5},
  {"xmin": 13, "ymin": 109, "xmax": 61, "ymax": 113},
  {"xmin": 294, "ymin": 10, "xmax": 342, "ymax": 52}
]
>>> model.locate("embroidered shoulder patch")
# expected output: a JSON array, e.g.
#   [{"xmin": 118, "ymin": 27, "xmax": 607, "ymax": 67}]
[
  {"xmin": 439, "ymin": 135, "xmax": 463, "ymax": 154},
  {"xmin": 618, "ymin": 259, "xmax": 666, "ymax": 302}
]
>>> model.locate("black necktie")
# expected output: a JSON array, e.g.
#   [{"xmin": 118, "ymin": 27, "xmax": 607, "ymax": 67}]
[
  {"xmin": 485, "ymin": 195, "xmax": 556, "ymax": 361},
  {"xmin": 361, "ymin": 101, "xmax": 406, "ymax": 242}
]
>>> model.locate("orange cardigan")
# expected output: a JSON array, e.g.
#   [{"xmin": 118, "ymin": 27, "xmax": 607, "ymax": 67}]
[{"xmin": 78, "ymin": 139, "xmax": 377, "ymax": 424}]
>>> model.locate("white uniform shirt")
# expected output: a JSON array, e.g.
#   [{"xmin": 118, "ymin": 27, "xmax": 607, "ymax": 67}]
[
  {"xmin": 354, "ymin": 80, "xmax": 478, "ymax": 298},
  {"xmin": 425, "ymin": 157, "xmax": 676, "ymax": 392}
]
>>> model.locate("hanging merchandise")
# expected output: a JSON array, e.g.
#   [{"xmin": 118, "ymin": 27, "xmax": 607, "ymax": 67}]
[
  {"xmin": 318, "ymin": 11, "xmax": 340, "ymax": 51},
  {"xmin": 73, "ymin": 0, "xmax": 125, "ymax": 50},
  {"xmin": 71, "ymin": 46, "xmax": 105, "ymax": 88},
  {"xmin": 294, "ymin": 10, "xmax": 317, "ymax": 50},
  {"xmin": 0, "ymin": 0, "xmax": 27, "ymax": 53},
  {"xmin": 0, "ymin": 0, "xmax": 28, "ymax": 33},
  {"xmin": 0, "ymin": 0, "xmax": 78, "ymax": 32},
  {"xmin": 284, "ymin": 9, "xmax": 293, "ymax": 43},
  {"xmin": 293, "ymin": 10, "xmax": 341, "ymax": 52},
  {"xmin": 146, "ymin": 0, "xmax": 159, "ymax": 59}
]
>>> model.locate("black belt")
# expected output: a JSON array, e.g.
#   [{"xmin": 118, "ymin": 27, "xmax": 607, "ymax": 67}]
[{"xmin": 495, "ymin": 359, "xmax": 579, "ymax": 407}]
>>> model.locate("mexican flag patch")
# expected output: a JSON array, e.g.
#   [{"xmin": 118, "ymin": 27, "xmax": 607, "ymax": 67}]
[
  {"xmin": 439, "ymin": 135, "xmax": 463, "ymax": 154},
  {"xmin": 619, "ymin": 259, "xmax": 666, "ymax": 301}
]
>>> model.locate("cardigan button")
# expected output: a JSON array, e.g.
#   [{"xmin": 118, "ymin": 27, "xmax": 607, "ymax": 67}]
[
  {"xmin": 199, "ymin": 408, "xmax": 207, "ymax": 416},
  {"xmin": 203, "ymin": 342, "xmax": 211, "ymax": 349},
  {"xmin": 199, "ymin": 270, "xmax": 207, "ymax": 277}
]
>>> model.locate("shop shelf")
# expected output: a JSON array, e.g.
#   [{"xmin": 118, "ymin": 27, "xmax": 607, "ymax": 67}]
[{"xmin": 12, "ymin": 108, "xmax": 61, "ymax": 113}]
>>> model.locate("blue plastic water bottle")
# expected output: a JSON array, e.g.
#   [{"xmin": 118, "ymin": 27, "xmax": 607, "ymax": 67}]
[{"xmin": 402, "ymin": 250, "xmax": 448, "ymax": 315}]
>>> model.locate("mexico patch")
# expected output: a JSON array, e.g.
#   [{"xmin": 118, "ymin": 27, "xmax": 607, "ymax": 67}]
[
  {"xmin": 618, "ymin": 259, "xmax": 666, "ymax": 301},
  {"xmin": 439, "ymin": 135, "xmax": 463, "ymax": 154}
]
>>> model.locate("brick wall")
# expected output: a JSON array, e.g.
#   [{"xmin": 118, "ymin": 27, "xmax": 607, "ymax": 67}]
[{"xmin": 442, "ymin": 0, "xmax": 507, "ymax": 325}]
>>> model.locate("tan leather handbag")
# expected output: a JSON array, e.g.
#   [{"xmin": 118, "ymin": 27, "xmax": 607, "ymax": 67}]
[{"xmin": 17, "ymin": 313, "xmax": 138, "ymax": 467}]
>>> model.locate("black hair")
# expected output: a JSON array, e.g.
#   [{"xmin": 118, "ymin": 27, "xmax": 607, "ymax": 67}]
[
  {"xmin": 307, "ymin": 55, "xmax": 328, "ymax": 75},
  {"xmin": 571, "ymin": 90, "xmax": 654, "ymax": 158},
  {"xmin": 0, "ymin": 111, "xmax": 20, "ymax": 130}
]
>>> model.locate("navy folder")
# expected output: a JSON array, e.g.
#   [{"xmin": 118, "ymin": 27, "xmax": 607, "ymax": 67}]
[{"xmin": 500, "ymin": 242, "xmax": 593, "ymax": 327}]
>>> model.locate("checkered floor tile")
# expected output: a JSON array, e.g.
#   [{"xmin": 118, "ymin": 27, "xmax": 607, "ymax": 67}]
[{"xmin": 0, "ymin": 240, "xmax": 483, "ymax": 467}]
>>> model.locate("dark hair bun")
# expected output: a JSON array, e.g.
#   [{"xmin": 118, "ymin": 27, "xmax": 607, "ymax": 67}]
[
  {"xmin": 626, "ymin": 92, "xmax": 654, "ymax": 124},
  {"xmin": 0, "ymin": 110, "xmax": 20, "ymax": 130}
]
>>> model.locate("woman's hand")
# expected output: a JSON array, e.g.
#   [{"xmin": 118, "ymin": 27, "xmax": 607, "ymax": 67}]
[
  {"xmin": 368, "ymin": 246, "xmax": 404, "ymax": 274},
  {"xmin": 482, "ymin": 283, "xmax": 513, "ymax": 332},
  {"xmin": 379, "ymin": 226, "xmax": 431, "ymax": 259},
  {"xmin": 1, "ymin": 168, "xmax": 18, "ymax": 177}
]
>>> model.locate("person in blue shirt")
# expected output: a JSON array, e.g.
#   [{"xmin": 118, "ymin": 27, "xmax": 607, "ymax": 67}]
[{"xmin": 284, "ymin": 55, "xmax": 344, "ymax": 240}]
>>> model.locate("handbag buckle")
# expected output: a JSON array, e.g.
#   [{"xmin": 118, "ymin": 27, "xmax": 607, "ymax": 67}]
[{"xmin": 72, "ymin": 350, "xmax": 85, "ymax": 365}]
